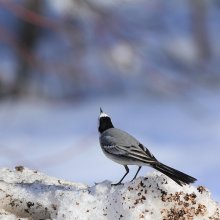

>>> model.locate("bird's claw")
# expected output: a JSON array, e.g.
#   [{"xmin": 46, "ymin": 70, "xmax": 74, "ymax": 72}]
[{"xmin": 111, "ymin": 182, "xmax": 124, "ymax": 186}]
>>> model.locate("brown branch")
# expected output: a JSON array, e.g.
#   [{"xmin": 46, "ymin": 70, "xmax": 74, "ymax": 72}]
[{"xmin": 0, "ymin": 0, "xmax": 58, "ymax": 30}]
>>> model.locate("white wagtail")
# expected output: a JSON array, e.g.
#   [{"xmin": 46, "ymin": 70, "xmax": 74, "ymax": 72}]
[{"xmin": 98, "ymin": 108, "xmax": 197, "ymax": 186}]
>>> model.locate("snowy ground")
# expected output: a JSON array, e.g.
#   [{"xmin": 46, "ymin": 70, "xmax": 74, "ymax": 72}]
[
  {"xmin": 0, "ymin": 167, "xmax": 219, "ymax": 220},
  {"xmin": 0, "ymin": 89, "xmax": 219, "ymax": 203}
]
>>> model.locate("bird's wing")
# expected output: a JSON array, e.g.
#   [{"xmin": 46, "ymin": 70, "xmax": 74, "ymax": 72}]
[
  {"xmin": 102, "ymin": 145, "xmax": 128, "ymax": 155},
  {"xmin": 101, "ymin": 135, "xmax": 157, "ymax": 164}
]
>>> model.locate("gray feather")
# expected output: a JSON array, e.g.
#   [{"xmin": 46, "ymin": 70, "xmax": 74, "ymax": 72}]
[{"xmin": 100, "ymin": 128, "xmax": 157, "ymax": 165}]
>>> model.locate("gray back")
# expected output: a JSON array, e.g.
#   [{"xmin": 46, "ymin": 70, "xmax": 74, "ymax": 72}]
[{"xmin": 100, "ymin": 128, "xmax": 140, "ymax": 147}]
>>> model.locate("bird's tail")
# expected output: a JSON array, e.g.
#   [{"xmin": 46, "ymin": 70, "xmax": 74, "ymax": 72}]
[{"xmin": 152, "ymin": 162, "xmax": 197, "ymax": 186}]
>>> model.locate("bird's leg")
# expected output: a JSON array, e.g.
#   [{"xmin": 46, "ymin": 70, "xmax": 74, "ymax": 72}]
[
  {"xmin": 131, "ymin": 166, "xmax": 142, "ymax": 182},
  {"xmin": 111, "ymin": 165, "xmax": 129, "ymax": 186}
]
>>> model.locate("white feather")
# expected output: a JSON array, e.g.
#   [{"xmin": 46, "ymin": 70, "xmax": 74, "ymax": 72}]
[{"xmin": 100, "ymin": 112, "xmax": 109, "ymax": 118}]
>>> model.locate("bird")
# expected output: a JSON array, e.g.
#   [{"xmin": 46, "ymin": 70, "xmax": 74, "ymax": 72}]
[{"xmin": 98, "ymin": 108, "xmax": 197, "ymax": 186}]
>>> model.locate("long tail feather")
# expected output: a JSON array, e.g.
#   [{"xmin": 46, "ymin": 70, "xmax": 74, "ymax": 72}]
[{"xmin": 152, "ymin": 162, "xmax": 197, "ymax": 186}]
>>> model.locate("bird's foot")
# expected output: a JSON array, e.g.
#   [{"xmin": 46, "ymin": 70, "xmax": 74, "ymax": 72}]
[
  {"xmin": 130, "ymin": 178, "xmax": 136, "ymax": 182},
  {"xmin": 111, "ymin": 182, "xmax": 124, "ymax": 186}
]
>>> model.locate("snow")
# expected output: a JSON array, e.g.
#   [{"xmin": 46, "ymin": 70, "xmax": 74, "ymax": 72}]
[{"xmin": 0, "ymin": 167, "xmax": 219, "ymax": 220}]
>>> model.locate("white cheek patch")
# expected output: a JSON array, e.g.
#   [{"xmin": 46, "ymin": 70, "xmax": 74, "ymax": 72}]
[{"xmin": 100, "ymin": 112, "xmax": 109, "ymax": 118}]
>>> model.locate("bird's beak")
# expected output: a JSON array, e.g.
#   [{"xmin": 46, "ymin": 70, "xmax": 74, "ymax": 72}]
[{"xmin": 100, "ymin": 108, "xmax": 103, "ymax": 113}]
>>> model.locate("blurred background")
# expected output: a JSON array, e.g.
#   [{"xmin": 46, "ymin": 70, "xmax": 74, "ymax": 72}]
[{"xmin": 0, "ymin": 0, "xmax": 219, "ymax": 201}]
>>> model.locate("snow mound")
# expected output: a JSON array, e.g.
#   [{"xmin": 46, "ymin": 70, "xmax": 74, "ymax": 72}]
[{"xmin": 0, "ymin": 167, "xmax": 219, "ymax": 220}]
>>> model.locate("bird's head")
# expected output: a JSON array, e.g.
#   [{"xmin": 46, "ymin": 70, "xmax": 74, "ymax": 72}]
[{"xmin": 98, "ymin": 108, "xmax": 114, "ymax": 133}]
